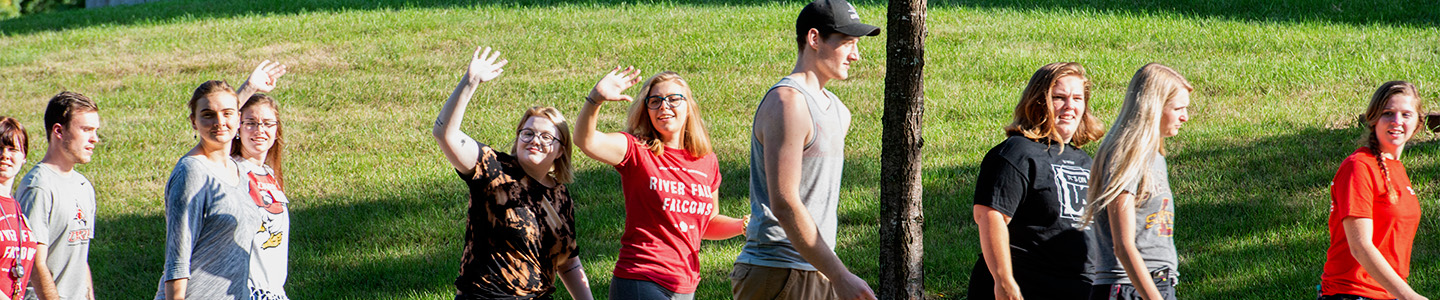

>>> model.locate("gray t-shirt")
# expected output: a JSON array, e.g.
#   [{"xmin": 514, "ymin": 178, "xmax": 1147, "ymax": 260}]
[
  {"xmin": 1093, "ymin": 154, "xmax": 1179, "ymax": 284},
  {"xmin": 235, "ymin": 158, "xmax": 290, "ymax": 300},
  {"xmin": 14, "ymin": 164, "xmax": 95, "ymax": 300},
  {"xmin": 736, "ymin": 77, "xmax": 851, "ymax": 271},
  {"xmin": 153, "ymin": 156, "xmax": 259, "ymax": 300}
]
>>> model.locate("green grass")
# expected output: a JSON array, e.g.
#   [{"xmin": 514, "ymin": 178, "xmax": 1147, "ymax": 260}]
[{"xmin": 2, "ymin": 0, "xmax": 1439, "ymax": 299}]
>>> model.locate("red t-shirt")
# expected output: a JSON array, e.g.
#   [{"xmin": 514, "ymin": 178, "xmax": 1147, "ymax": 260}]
[
  {"xmin": 0, "ymin": 196, "xmax": 36, "ymax": 299},
  {"xmin": 611, "ymin": 133, "xmax": 721, "ymax": 294},
  {"xmin": 1322, "ymin": 148, "xmax": 1421, "ymax": 299}
]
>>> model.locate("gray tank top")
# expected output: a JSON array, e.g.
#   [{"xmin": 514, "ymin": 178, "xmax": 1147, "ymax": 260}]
[{"xmin": 735, "ymin": 77, "xmax": 851, "ymax": 271}]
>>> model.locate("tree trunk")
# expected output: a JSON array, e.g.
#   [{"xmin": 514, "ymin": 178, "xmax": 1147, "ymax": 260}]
[{"xmin": 880, "ymin": 0, "xmax": 926, "ymax": 299}]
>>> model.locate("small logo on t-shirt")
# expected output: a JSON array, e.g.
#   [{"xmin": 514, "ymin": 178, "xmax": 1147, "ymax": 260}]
[
  {"xmin": 1145, "ymin": 198, "xmax": 1175, "ymax": 237},
  {"xmin": 1051, "ymin": 164, "xmax": 1090, "ymax": 221},
  {"xmin": 67, "ymin": 206, "xmax": 93, "ymax": 244}
]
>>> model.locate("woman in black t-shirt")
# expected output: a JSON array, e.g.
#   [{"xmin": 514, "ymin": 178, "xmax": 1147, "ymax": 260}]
[
  {"xmin": 970, "ymin": 62, "xmax": 1107, "ymax": 300},
  {"xmin": 432, "ymin": 46, "xmax": 593, "ymax": 300}
]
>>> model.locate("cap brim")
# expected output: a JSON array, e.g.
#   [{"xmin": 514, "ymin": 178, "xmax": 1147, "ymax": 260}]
[{"xmin": 836, "ymin": 23, "xmax": 881, "ymax": 37}]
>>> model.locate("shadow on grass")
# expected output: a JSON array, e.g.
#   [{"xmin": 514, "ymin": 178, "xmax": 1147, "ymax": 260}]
[
  {"xmin": 4, "ymin": 0, "xmax": 1437, "ymax": 37},
  {"xmin": 90, "ymin": 150, "xmax": 889, "ymax": 298},
  {"xmin": 931, "ymin": 0, "xmax": 1439, "ymax": 27},
  {"xmin": 923, "ymin": 125, "xmax": 1440, "ymax": 299}
]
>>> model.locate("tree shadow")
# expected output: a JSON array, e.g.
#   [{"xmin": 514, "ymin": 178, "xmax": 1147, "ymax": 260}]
[
  {"xmin": 922, "ymin": 125, "xmax": 1440, "ymax": 299},
  {"xmin": 929, "ymin": 0, "xmax": 1439, "ymax": 27},
  {"xmin": 0, "ymin": 0, "xmax": 789, "ymax": 36},
  {"xmin": 6, "ymin": 0, "xmax": 1436, "ymax": 37}
]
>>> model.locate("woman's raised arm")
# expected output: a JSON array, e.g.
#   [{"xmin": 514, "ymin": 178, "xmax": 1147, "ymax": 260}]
[{"xmin": 433, "ymin": 46, "xmax": 508, "ymax": 173}]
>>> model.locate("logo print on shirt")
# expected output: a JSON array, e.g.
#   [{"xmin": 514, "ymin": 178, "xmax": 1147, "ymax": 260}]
[
  {"xmin": 1051, "ymin": 164, "xmax": 1090, "ymax": 221},
  {"xmin": 1145, "ymin": 198, "xmax": 1175, "ymax": 237},
  {"xmin": 256, "ymin": 216, "xmax": 284, "ymax": 249},
  {"xmin": 67, "ymin": 205, "xmax": 94, "ymax": 244}
]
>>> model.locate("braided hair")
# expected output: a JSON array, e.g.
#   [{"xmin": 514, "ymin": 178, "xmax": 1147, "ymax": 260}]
[{"xmin": 1359, "ymin": 81, "xmax": 1422, "ymax": 204}]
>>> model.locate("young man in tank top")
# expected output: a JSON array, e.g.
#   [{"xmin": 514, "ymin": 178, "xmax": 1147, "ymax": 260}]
[
  {"xmin": 730, "ymin": 0, "xmax": 879, "ymax": 299},
  {"xmin": 15, "ymin": 92, "xmax": 100, "ymax": 300}
]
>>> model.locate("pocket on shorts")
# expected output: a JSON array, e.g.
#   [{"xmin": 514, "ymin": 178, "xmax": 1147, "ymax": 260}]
[{"xmin": 729, "ymin": 263, "xmax": 752, "ymax": 282}]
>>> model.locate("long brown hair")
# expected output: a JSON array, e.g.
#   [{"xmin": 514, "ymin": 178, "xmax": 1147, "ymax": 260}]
[
  {"xmin": 626, "ymin": 71, "xmax": 713, "ymax": 158},
  {"xmin": 230, "ymin": 94, "xmax": 286, "ymax": 189},
  {"xmin": 1004, "ymin": 62, "xmax": 1106, "ymax": 146},
  {"xmin": 1359, "ymin": 81, "xmax": 1423, "ymax": 203}
]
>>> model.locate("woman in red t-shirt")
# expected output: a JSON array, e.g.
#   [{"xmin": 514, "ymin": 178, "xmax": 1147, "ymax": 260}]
[
  {"xmin": 1320, "ymin": 81, "xmax": 1428, "ymax": 300},
  {"xmin": 575, "ymin": 67, "xmax": 748, "ymax": 299},
  {"xmin": 0, "ymin": 116, "xmax": 38, "ymax": 300}
]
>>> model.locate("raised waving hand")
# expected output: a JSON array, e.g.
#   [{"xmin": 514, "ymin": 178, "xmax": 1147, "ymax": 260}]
[
  {"xmin": 237, "ymin": 60, "xmax": 288, "ymax": 106},
  {"xmin": 465, "ymin": 46, "xmax": 509, "ymax": 85},
  {"xmin": 434, "ymin": 46, "xmax": 508, "ymax": 174},
  {"xmin": 586, "ymin": 66, "xmax": 642, "ymax": 102},
  {"xmin": 247, "ymin": 60, "xmax": 288, "ymax": 92},
  {"xmin": 574, "ymin": 66, "xmax": 643, "ymax": 166}
]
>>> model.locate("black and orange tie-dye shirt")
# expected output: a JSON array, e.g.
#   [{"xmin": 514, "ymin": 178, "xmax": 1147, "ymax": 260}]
[{"xmin": 453, "ymin": 143, "xmax": 578, "ymax": 299}]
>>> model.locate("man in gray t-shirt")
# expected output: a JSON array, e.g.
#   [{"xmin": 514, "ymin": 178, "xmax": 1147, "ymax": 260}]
[
  {"xmin": 15, "ymin": 92, "xmax": 101, "ymax": 300},
  {"xmin": 730, "ymin": 1, "xmax": 879, "ymax": 299}
]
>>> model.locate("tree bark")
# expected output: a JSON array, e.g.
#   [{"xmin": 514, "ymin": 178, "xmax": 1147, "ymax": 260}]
[{"xmin": 880, "ymin": 0, "xmax": 926, "ymax": 299}]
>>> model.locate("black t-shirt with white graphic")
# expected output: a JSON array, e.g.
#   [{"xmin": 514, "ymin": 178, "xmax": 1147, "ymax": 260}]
[{"xmin": 969, "ymin": 135, "xmax": 1096, "ymax": 297}]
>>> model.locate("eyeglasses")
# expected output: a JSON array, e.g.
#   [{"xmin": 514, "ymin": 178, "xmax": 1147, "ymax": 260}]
[
  {"xmin": 518, "ymin": 129, "xmax": 558, "ymax": 146},
  {"xmin": 644, "ymin": 94, "xmax": 688, "ymax": 110},
  {"xmin": 242, "ymin": 121, "xmax": 280, "ymax": 130}
]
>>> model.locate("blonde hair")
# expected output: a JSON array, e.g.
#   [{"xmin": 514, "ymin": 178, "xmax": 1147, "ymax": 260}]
[
  {"xmin": 626, "ymin": 71, "xmax": 713, "ymax": 158},
  {"xmin": 1004, "ymin": 62, "xmax": 1106, "ymax": 147},
  {"xmin": 1079, "ymin": 63, "xmax": 1192, "ymax": 227},
  {"xmin": 1358, "ymin": 81, "xmax": 1423, "ymax": 204},
  {"xmin": 513, "ymin": 106, "xmax": 575, "ymax": 184}
]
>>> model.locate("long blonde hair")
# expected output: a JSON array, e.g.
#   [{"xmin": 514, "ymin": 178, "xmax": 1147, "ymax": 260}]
[
  {"xmin": 626, "ymin": 71, "xmax": 713, "ymax": 158},
  {"xmin": 1079, "ymin": 63, "xmax": 1192, "ymax": 227},
  {"xmin": 1358, "ymin": 81, "xmax": 1423, "ymax": 204},
  {"xmin": 513, "ymin": 106, "xmax": 575, "ymax": 184},
  {"xmin": 1005, "ymin": 62, "xmax": 1106, "ymax": 147}
]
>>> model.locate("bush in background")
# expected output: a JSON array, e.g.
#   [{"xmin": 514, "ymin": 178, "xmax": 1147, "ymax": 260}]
[
  {"xmin": 18, "ymin": 0, "xmax": 82, "ymax": 15},
  {"xmin": 1, "ymin": 0, "xmax": 18, "ymax": 18}
]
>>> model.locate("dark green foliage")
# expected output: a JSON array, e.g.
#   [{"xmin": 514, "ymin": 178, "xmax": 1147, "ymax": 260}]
[{"xmin": 17, "ymin": 0, "xmax": 82, "ymax": 14}]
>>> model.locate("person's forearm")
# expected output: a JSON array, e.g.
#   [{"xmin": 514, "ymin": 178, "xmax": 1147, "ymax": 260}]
[
  {"xmin": 433, "ymin": 75, "xmax": 479, "ymax": 140},
  {"xmin": 703, "ymin": 214, "xmax": 745, "ymax": 240},
  {"xmin": 770, "ymin": 198, "xmax": 849, "ymax": 278},
  {"xmin": 573, "ymin": 96, "xmax": 604, "ymax": 152},
  {"xmin": 1351, "ymin": 240, "xmax": 1419, "ymax": 297},
  {"xmin": 164, "ymin": 279, "xmax": 187, "ymax": 300},
  {"xmin": 1108, "ymin": 193, "xmax": 1162, "ymax": 300},
  {"xmin": 558, "ymin": 258, "xmax": 593, "ymax": 300},
  {"xmin": 234, "ymin": 82, "xmax": 257, "ymax": 108},
  {"xmin": 1113, "ymin": 239, "xmax": 1161, "ymax": 299},
  {"xmin": 30, "ymin": 260, "xmax": 60, "ymax": 300}
]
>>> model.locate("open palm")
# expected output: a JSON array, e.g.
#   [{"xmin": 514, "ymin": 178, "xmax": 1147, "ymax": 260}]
[
  {"xmin": 467, "ymin": 46, "xmax": 508, "ymax": 84},
  {"xmin": 588, "ymin": 66, "xmax": 642, "ymax": 102},
  {"xmin": 246, "ymin": 60, "xmax": 288, "ymax": 93}
]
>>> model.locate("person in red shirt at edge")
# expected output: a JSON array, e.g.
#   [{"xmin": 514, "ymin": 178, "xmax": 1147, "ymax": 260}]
[
  {"xmin": 1320, "ymin": 81, "xmax": 1429, "ymax": 300},
  {"xmin": 0, "ymin": 116, "xmax": 39, "ymax": 300},
  {"xmin": 575, "ymin": 67, "xmax": 748, "ymax": 300}
]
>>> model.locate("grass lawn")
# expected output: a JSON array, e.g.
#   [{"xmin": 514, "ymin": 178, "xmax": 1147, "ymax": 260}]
[{"xmin": 2, "ymin": 0, "xmax": 1439, "ymax": 299}]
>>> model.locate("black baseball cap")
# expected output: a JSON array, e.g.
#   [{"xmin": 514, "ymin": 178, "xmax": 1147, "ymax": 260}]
[{"xmin": 796, "ymin": 0, "xmax": 881, "ymax": 37}]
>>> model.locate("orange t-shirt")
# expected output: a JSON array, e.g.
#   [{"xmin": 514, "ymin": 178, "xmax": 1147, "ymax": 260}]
[{"xmin": 1321, "ymin": 148, "xmax": 1421, "ymax": 299}]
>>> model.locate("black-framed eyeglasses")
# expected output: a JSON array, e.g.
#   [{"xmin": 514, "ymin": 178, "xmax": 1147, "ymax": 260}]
[
  {"xmin": 518, "ymin": 129, "xmax": 558, "ymax": 146},
  {"xmin": 644, "ymin": 94, "xmax": 688, "ymax": 110},
  {"xmin": 242, "ymin": 121, "xmax": 280, "ymax": 130}
]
